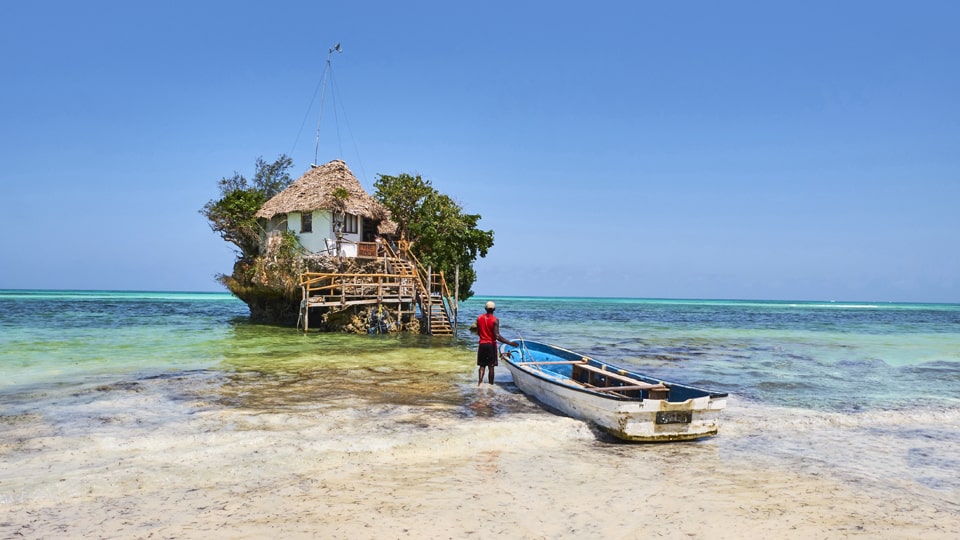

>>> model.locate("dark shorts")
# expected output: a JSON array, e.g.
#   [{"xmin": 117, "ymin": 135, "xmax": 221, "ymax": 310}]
[{"xmin": 477, "ymin": 343, "xmax": 498, "ymax": 367}]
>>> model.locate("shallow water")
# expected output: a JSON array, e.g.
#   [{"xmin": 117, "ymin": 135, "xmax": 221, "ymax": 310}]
[{"xmin": 1, "ymin": 291, "xmax": 958, "ymax": 538}]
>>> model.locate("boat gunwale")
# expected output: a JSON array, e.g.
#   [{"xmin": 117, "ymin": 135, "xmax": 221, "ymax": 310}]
[{"xmin": 502, "ymin": 340, "xmax": 729, "ymax": 402}]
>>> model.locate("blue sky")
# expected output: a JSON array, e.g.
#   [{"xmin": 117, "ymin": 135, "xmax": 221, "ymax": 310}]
[{"xmin": 2, "ymin": 1, "xmax": 958, "ymax": 302}]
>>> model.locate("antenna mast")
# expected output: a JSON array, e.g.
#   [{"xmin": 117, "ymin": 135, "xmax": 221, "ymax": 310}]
[{"xmin": 313, "ymin": 42, "xmax": 342, "ymax": 167}]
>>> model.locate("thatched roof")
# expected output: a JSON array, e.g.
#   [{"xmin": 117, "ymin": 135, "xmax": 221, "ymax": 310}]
[{"xmin": 256, "ymin": 160, "xmax": 388, "ymax": 221}]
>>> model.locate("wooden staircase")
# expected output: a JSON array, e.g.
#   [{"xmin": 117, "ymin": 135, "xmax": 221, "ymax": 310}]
[
  {"xmin": 423, "ymin": 294, "xmax": 454, "ymax": 335},
  {"xmin": 384, "ymin": 241, "xmax": 456, "ymax": 336}
]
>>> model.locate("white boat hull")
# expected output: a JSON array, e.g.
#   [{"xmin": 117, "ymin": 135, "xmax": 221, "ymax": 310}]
[{"xmin": 502, "ymin": 341, "xmax": 727, "ymax": 442}]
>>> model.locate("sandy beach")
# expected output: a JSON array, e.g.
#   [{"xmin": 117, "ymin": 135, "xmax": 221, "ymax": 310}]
[
  {"xmin": 4, "ymin": 383, "xmax": 958, "ymax": 540},
  {"xmin": 4, "ymin": 293, "xmax": 960, "ymax": 539}
]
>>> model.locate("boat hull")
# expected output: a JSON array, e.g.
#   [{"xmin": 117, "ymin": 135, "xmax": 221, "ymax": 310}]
[{"xmin": 501, "ymin": 341, "xmax": 727, "ymax": 442}]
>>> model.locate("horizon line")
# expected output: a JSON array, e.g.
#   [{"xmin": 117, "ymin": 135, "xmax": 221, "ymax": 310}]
[{"xmin": 2, "ymin": 288, "xmax": 958, "ymax": 307}]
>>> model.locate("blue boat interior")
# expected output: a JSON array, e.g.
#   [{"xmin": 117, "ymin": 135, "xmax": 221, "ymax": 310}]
[{"xmin": 504, "ymin": 340, "xmax": 724, "ymax": 402}]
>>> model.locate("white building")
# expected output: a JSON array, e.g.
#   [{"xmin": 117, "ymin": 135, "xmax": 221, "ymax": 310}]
[{"xmin": 255, "ymin": 160, "xmax": 393, "ymax": 257}]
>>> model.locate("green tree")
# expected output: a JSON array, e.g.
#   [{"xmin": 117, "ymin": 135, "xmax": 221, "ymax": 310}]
[
  {"xmin": 201, "ymin": 155, "xmax": 294, "ymax": 259},
  {"xmin": 374, "ymin": 173, "xmax": 494, "ymax": 300},
  {"xmin": 252, "ymin": 155, "xmax": 294, "ymax": 199},
  {"xmin": 372, "ymin": 173, "xmax": 434, "ymax": 240}
]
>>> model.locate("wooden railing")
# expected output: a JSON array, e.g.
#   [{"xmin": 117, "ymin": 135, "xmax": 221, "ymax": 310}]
[
  {"xmin": 381, "ymin": 240, "xmax": 425, "ymax": 292},
  {"xmin": 297, "ymin": 238, "xmax": 457, "ymax": 335},
  {"xmin": 426, "ymin": 268, "xmax": 456, "ymax": 333},
  {"xmin": 299, "ymin": 272, "xmax": 415, "ymax": 306},
  {"xmin": 385, "ymin": 239, "xmax": 457, "ymax": 335}
]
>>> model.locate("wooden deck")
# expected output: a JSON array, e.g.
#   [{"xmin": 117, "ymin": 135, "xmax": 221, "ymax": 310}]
[
  {"xmin": 297, "ymin": 241, "xmax": 457, "ymax": 335},
  {"xmin": 300, "ymin": 272, "xmax": 417, "ymax": 307}
]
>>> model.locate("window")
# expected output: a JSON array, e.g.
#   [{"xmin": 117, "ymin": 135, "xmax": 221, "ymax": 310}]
[
  {"xmin": 343, "ymin": 213, "xmax": 358, "ymax": 234},
  {"xmin": 301, "ymin": 212, "xmax": 312, "ymax": 233}
]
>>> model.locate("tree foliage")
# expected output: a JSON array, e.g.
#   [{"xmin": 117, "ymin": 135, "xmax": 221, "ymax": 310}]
[
  {"xmin": 372, "ymin": 173, "xmax": 433, "ymax": 240},
  {"xmin": 374, "ymin": 173, "xmax": 494, "ymax": 300},
  {"xmin": 252, "ymin": 155, "xmax": 294, "ymax": 200},
  {"xmin": 200, "ymin": 155, "xmax": 294, "ymax": 259}
]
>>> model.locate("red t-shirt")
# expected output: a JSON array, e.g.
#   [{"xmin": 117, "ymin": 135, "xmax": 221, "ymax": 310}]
[{"xmin": 477, "ymin": 313, "xmax": 498, "ymax": 345}]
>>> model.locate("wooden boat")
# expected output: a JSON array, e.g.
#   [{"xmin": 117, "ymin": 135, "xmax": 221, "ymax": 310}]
[{"xmin": 500, "ymin": 339, "xmax": 728, "ymax": 442}]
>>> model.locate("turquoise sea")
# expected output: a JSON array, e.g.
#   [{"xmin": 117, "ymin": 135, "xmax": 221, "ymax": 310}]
[{"xmin": 2, "ymin": 290, "xmax": 959, "ymax": 537}]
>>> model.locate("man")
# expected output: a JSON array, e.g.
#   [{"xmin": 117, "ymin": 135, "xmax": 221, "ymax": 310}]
[{"xmin": 476, "ymin": 301, "xmax": 518, "ymax": 385}]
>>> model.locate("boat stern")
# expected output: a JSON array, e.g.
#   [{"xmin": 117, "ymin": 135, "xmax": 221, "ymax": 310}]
[{"xmin": 605, "ymin": 395, "xmax": 726, "ymax": 442}]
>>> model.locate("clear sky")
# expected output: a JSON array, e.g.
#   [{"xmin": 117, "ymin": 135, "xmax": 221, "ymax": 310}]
[{"xmin": 2, "ymin": 1, "xmax": 958, "ymax": 302}]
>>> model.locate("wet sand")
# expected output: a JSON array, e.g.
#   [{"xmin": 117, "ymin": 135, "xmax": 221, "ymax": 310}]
[{"xmin": 2, "ymin": 379, "xmax": 959, "ymax": 540}]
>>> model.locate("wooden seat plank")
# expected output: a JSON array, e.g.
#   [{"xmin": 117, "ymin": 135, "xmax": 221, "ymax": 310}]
[
  {"xmin": 517, "ymin": 360, "xmax": 587, "ymax": 365},
  {"xmin": 593, "ymin": 384, "xmax": 667, "ymax": 392},
  {"xmin": 574, "ymin": 363, "xmax": 662, "ymax": 388}
]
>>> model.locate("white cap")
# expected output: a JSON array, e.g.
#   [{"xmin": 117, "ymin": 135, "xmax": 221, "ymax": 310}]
[{"xmin": 485, "ymin": 301, "xmax": 496, "ymax": 310}]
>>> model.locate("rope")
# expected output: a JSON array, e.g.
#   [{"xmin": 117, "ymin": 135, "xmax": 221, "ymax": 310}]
[
  {"xmin": 291, "ymin": 72, "xmax": 325, "ymax": 157},
  {"xmin": 516, "ymin": 333, "xmax": 548, "ymax": 373},
  {"xmin": 313, "ymin": 58, "xmax": 331, "ymax": 166},
  {"xmin": 324, "ymin": 66, "xmax": 367, "ymax": 183}
]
